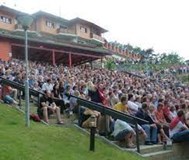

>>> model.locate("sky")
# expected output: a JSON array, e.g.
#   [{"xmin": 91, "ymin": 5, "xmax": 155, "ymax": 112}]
[{"xmin": 1, "ymin": 0, "xmax": 189, "ymax": 60}]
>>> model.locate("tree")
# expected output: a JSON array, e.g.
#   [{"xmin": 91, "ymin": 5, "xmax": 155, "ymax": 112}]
[
  {"xmin": 159, "ymin": 52, "xmax": 184, "ymax": 65},
  {"xmin": 126, "ymin": 43, "xmax": 133, "ymax": 52},
  {"xmin": 105, "ymin": 58, "xmax": 116, "ymax": 70},
  {"xmin": 144, "ymin": 48, "xmax": 154, "ymax": 58},
  {"xmin": 133, "ymin": 46, "xmax": 142, "ymax": 54}
]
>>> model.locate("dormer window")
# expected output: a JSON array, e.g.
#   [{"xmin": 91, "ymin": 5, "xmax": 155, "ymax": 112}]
[
  {"xmin": 80, "ymin": 26, "xmax": 87, "ymax": 33},
  {"xmin": 0, "ymin": 16, "xmax": 12, "ymax": 24},
  {"xmin": 46, "ymin": 20, "xmax": 55, "ymax": 28}
]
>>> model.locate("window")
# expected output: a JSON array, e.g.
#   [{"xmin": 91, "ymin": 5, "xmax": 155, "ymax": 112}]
[
  {"xmin": 0, "ymin": 16, "xmax": 12, "ymax": 24},
  {"xmin": 59, "ymin": 25, "xmax": 68, "ymax": 33},
  {"xmin": 60, "ymin": 25, "xmax": 68, "ymax": 29},
  {"xmin": 80, "ymin": 26, "xmax": 87, "ymax": 33},
  {"xmin": 85, "ymin": 28, "xmax": 87, "ymax": 33},
  {"xmin": 46, "ymin": 20, "xmax": 55, "ymax": 28}
]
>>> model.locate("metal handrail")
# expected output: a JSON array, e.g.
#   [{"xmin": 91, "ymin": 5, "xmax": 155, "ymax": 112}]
[
  {"xmin": 69, "ymin": 94, "xmax": 148, "ymax": 153},
  {"xmin": 0, "ymin": 78, "xmax": 148, "ymax": 153}
]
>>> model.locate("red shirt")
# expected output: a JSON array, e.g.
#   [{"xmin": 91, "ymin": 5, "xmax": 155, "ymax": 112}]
[
  {"xmin": 163, "ymin": 105, "xmax": 170, "ymax": 116},
  {"xmin": 2, "ymin": 85, "xmax": 11, "ymax": 97},
  {"xmin": 155, "ymin": 109, "xmax": 166, "ymax": 124}
]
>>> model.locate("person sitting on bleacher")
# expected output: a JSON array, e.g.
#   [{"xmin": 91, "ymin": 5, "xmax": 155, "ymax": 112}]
[
  {"xmin": 38, "ymin": 90, "xmax": 63, "ymax": 124},
  {"xmin": 2, "ymin": 84, "xmax": 18, "ymax": 105},
  {"xmin": 112, "ymin": 119, "xmax": 136, "ymax": 148},
  {"xmin": 170, "ymin": 109, "xmax": 189, "ymax": 143},
  {"xmin": 135, "ymin": 102, "xmax": 158, "ymax": 145},
  {"xmin": 127, "ymin": 94, "xmax": 139, "ymax": 115},
  {"xmin": 42, "ymin": 79, "xmax": 53, "ymax": 93},
  {"xmin": 113, "ymin": 96, "xmax": 147, "ymax": 142},
  {"xmin": 113, "ymin": 96, "xmax": 129, "ymax": 113},
  {"xmin": 69, "ymin": 90, "xmax": 80, "ymax": 115}
]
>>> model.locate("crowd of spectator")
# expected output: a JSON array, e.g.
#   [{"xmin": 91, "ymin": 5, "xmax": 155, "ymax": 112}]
[{"xmin": 0, "ymin": 58, "xmax": 189, "ymax": 148}]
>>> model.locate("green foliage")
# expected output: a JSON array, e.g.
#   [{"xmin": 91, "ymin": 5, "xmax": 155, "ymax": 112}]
[
  {"xmin": 126, "ymin": 43, "xmax": 133, "ymax": 51},
  {"xmin": 132, "ymin": 47, "xmax": 142, "ymax": 54},
  {"xmin": 159, "ymin": 52, "xmax": 184, "ymax": 65},
  {"xmin": 119, "ymin": 53, "xmax": 185, "ymax": 73},
  {"xmin": 0, "ymin": 104, "xmax": 144, "ymax": 160},
  {"xmin": 105, "ymin": 59, "xmax": 116, "ymax": 70}
]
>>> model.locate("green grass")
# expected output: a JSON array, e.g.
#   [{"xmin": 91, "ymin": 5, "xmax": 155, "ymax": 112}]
[{"xmin": 0, "ymin": 104, "xmax": 144, "ymax": 160}]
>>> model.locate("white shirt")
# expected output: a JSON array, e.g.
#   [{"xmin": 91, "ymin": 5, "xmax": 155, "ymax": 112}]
[
  {"xmin": 128, "ymin": 101, "xmax": 139, "ymax": 115},
  {"xmin": 135, "ymin": 102, "xmax": 142, "ymax": 108},
  {"xmin": 112, "ymin": 119, "xmax": 134, "ymax": 137},
  {"xmin": 42, "ymin": 82, "xmax": 53, "ymax": 92}
]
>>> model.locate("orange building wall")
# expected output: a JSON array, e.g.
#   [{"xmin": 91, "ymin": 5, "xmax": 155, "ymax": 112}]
[
  {"xmin": 36, "ymin": 16, "xmax": 57, "ymax": 35},
  {"xmin": 35, "ymin": 17, "xmax": 43, "ymax": 32},
  {"xmin": 0, "ymin": 11, "xmax": 16, "ymax": 31},
  {"xmin": 0, "ymin": 41, "xmax": 11, "ymax": 61},
  {"xmin": 76, "ymin": 24, "xmax": 90, "ymax": 39}
]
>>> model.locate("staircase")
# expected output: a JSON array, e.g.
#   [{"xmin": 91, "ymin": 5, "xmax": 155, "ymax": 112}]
[
  {"xmin": 97, "ymin": 136, "xmax": 174, "ymax": 160},
  {"xmin": 109, "ymin": 140, "xmax": 189, "ymax": 160},
  {"xmin": 45, "ymin": 115, "xmax": 189, "ymax": 160}
]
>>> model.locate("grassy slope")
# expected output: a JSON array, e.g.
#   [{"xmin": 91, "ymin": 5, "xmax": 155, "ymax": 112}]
[{"xmin": 0, "ymin": 104, "xmax": 144, "ymax": 160}]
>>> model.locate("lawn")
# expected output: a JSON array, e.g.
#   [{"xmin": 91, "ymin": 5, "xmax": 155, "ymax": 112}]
[{"xmin": 0, "ymin": 103, "xmax": 144, "ymax": 160}]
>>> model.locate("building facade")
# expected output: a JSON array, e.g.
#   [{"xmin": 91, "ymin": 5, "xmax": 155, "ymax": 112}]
[
  {"xmin": 0, "ymin": 5, "xmax": 110, "ymax": 65},
  {"xmin": 0, "ymin": 5, "xmax": 140, "ymax": 65}
]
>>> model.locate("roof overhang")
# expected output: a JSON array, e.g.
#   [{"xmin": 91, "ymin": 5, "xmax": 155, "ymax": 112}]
[
  {"xmin": 68, "ymin": 17, "xmax": 108, "ymax": 33},
  {"xmin": 0, "ymin": 5, "xmax": 26, "ymax": 16},
  {"xmin": 0, "ymin": 29, "xmax": 111, "ymax": 56}
]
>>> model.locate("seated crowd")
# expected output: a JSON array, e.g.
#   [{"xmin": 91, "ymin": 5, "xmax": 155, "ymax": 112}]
[{"xmin": 0, "ymin": 59, "xmax": 189, "ymax": 148}]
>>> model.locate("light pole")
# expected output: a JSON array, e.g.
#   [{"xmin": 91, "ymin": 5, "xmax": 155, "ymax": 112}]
[{"xmin": 17, "ymin": 15, "xmax": 33, "ymax": 127}]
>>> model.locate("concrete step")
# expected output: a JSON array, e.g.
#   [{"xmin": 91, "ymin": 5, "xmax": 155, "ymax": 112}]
[
  {"xmin": 74, "ymin": 125, "xmax": 177, "ymax": 160},
  {"xmin": 142, "ymin": 150, "xmax": 173, "ymax": 160},
  {"xmin": 112, "ymin": 141, "xmax": 172, "ymax": 154},
  {"xmin": 138, "ymin": 144, "xmax": 164, "ymax": 154}
]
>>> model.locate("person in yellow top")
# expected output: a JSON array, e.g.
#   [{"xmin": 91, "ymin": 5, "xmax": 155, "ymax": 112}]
[
  {"xmin": 113, "ymin": 96, "xmax": 148, "ymax": 145},
  {"xmin": 114, "ymin": 96, "xmax": 129, "ymax": 113}
]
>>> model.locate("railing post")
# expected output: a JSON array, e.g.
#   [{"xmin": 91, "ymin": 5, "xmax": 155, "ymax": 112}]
[
  {"xmin": 78, "ymin": 105, "xmax": 81, "ymax": 126},
  {"xmin": 89, "ymin": 115, "xmax": 96, "ymax": 152},
  {"xmin": 1, "ymin": 83, "xmax": 4, "ymax": 101},
  {"xmin": 105, "ymin": 115, "xmax": 108, "ymax": 137},
  {"xmin": 38, "ymin": 93, "xmax": 41, "ymax": 107},
  {"xmin": 89, "ymin": 126, "xmax": 96, "ymax": 151},
  {"xmin": 18, "ymin": 90, "xmax": 22, "ymax": 108},
  {"xmin": 135, "ymin": 121, "xmax": 140, "ymax": 153}
]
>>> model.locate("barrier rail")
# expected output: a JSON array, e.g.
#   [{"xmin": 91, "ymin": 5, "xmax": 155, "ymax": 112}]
[
  {"xmin": 1, "ymin": 78, "xmax": 148, "ymax": 153},
  {"xmin": 69, "ymin": 94, "xmax": 148, "ymax": 153},
  {"xmin": 1, "ymin": 78, "xmax": 43, "ymax": 106}
]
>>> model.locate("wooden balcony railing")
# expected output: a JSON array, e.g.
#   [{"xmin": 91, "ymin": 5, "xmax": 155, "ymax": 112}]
[
  {"xmin": 57, "ymin": 28, "xmax": 76, "ymax": 35},
  {"xmin": 15, "ymin": 24, "xmax": 23, "ymax": 30},
  {"xmin": 90, "ymin": 33, "xmax": 105, "ymax": 43}
]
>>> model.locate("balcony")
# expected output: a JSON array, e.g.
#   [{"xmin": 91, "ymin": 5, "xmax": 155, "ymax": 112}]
[
  {"xmin": 15, "ymin": 24, "xmax": 23, "ymax": 30},
  {"xmin": 14, "ymin": 24, "xmax": 34, "ymax": 32},
  {"xmin": 57, "ymin": 28, "xmax": 77, "ymax": 37},
  {"xmin": 90, "ymin": 33, "xmax": 105, "ymax": 44}
]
